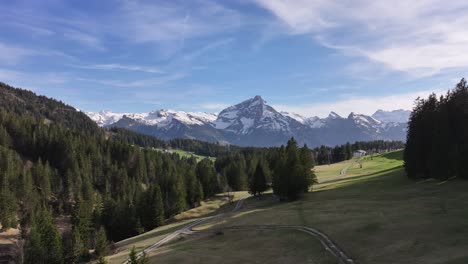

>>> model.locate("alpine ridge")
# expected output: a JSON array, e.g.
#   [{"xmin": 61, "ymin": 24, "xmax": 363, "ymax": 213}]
[{"xmin": 86, "ymin": 96, "xmax": 409, "ymax": 147}]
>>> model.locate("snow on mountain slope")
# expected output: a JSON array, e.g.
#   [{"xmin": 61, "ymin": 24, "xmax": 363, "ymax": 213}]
[
  {"xmin": 281, "ymin": 112, "xmax": 325, "ymax": 128},
  {"xmin": 372, "ymin": 109, "xmax": 410, "ymax": 123},
  {"xmin": 86, "ymin": 110, "xmax": 216, "ymax": 127},
  {"xmin": 348, "ymin": 112, "xmax": 381, "ymax": 129},
  {"xmin": 85, "ymin": 96, "xmax": 409, "ymax": 147},
  {"xmin": 213, "ymin": 96, "xmax": 295, "ymax": 134},
  {"xmin": 86, "ymin": 110, "xmax": 127, "ymax": 126}
]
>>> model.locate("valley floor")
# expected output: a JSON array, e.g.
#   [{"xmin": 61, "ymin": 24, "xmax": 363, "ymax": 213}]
[{"xmin": 105, "ymin": 151, "xmax": 468, "ymax": 264}]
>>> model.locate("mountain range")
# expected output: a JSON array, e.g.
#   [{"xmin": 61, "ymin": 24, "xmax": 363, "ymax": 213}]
[{"xmin": 86, "ymin": 96, "xmax": 410, "ymax": 147}]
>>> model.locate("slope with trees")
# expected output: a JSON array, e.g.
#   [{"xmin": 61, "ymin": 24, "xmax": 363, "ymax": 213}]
[{"xmin": 405, "ymin": 78, "xmax": 468, "ymax": 180}]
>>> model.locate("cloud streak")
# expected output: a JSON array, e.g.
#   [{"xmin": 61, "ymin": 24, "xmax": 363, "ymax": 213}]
[
  {"xmin": 77, "ymin": 64, "xmax": 163, "ymax": 74},
  {"xmin": 0, "ymin": 42, "xmax": 36, "ymax": 64},
  {"xmin": 253, "ymin": 0, "xmax": 468, "ymax": 76},
  {"xmin": 275, "ymin": 88, "xmax": 448, "ymax": 118}
]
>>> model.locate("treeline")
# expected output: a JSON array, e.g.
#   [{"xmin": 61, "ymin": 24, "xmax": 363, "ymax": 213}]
[
  {"xmin": 405, "ymin": 78, "xmax": 468, "ymax": 180},
  {"xmin": 214, "ymin": 138, "xmax": 316, "ymax": 200},
  {"xmin": 109, "ymin": 127, "xmax": 243, "ymax": 157},
  {"xmin": 0, "ymin": 110, "xmax": 315, "ymax": 263},
  {"xmin": 313, "ymin": 140, "xmax": 405, "ymax": 165},
  {"xmin": 0, "ymin": 82, "xmax": 100, "ymax": 135},
  {"xmin": 0, "ymin": 111, "xmax": 222, "ymax": 262}
]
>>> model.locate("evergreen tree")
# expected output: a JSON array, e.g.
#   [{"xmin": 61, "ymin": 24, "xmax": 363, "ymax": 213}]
[
  {"xmin": 249, "ymin": 163, "xmax": 268, "ymax": 196},
  {"xmin": 0, "ymin": 188, "xmax": 17, "ymax": 229},
  {"xmin": 24, "ymin": 208, "xmax": 64, "ymax": 264},
  {"xmin": 71, "ymin": 198, "xmax": 94, "ymax": 257},
  {"xmin": 128, "ymin": 246, "xmax": 139, "ymax": 264},
  {"xmin": 139, "ymin": 185, "xmax": 164, "ymax": 231},
  {"xmin": 95, "ymin": 226, "xmax": 109, "ymax": 257},
  {"xmin": 97, "ymin": 256, "xmax": 108, "ymax": 264},
  {"xmin": 196, "ymin": 159, "xmax": 219, "ymax": 198}
]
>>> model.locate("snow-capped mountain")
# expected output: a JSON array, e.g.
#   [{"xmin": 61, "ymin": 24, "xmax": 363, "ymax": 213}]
[
  {"xmin": 348, "ymin": 112, "xmax": 382, "ymax": 129},
  {"xmin": 213, "ymin": 96, "xmax": 294, "ymax": 134},
  {"xmin": 86, "ymin": 110, "xmax": 127, "ymax": 127},
  {"xmin": 280, "ymin": 112, "xmax": 325, "ymax": 128},
  {"xmin": 86, "ymin": 109, "xmax": 216, "ymax": 127},
  {"xmin": 372, "ymin": 109, "xmax": 411, "ymax": 124},
  {"xmin": 86, "ymin": 96, "xmax": 409, "ymax": 147}
]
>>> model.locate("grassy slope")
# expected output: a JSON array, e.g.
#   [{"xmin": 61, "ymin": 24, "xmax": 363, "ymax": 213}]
[
  {"xmin": 153, "ymin": 148, "xmax": 216, "ymax": 162},
  {"xmin": 105, "ymin": 192, "xmax": 249, "ymax": 263},
  {"xmin": 106, "ymin": 151, "xmax": 468, "ymax": 264}
]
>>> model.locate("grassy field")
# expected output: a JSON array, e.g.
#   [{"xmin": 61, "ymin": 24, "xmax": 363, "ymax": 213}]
[
  {"xmin": 146, "ymin": 229, "xmax": 337, "ymax": 264},
  {"xmin": 104, "ymin": 192, "xmax": 248, "ymax": 263},
  {"xmin": 105, "ymin": 150, "xmax": 468, "ymax": 264},
  {"xmin": 153, "ymin": 148, "xmax": 215, "ymax": 162}
]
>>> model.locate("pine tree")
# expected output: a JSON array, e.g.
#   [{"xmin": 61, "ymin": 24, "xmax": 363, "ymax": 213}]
[
  {"xmin": 139, "ymin": 185, "xmax": 165, "ymax": 231},
  {"xmin": 24, "ymin": 208, "xmax": 64, "ymax": 264},
  {"xmin": 0, "ymin": 187, "xmax": 18, "ymax": 229},
  {"xmin": 128, "ymin": 246, "xmax": 139, "ymax": 264},
  {"xmin": 95, "ymin": 226, "xmax": 109, "ymax": 257},
  {"xmin": 345, "ymin": 142, "xmax": 352, "ymax": 160},
  {"xmin": 71, "ymin": 199, "xmax": 94, "ymax": 256},
  {"xmin": 97, "ymin": 256, "xmax": 108, "ymax": 264},
  {"xmin": 196, "ymin": 159, "xmax": 218, "ymax": 198},
  {"xmin": 249, "ymin": 163, "xmax": 267, "ymax": 196},
  {"xmin": 0, "ymin": 125, "xmax": 12, "ymax": 147},
  {"xmin": 70, "ymin": 228, "xmax": 85, "ymax": 262}
]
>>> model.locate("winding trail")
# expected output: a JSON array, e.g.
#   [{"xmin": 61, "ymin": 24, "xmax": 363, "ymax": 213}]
[
  {"xmin": 340, "ymin": 157, "xmax": 364, "ymax": 176},
  {"xmin": 122, "ymin": 196, "xmax": 248, "ymax": 264},
  {"xmin": 123, "ymin": 195, "xmax": 355, "ymax": 264},
  {"xmin": 222, "ymin": 225, "xmax": 354, "ymax": 264}
]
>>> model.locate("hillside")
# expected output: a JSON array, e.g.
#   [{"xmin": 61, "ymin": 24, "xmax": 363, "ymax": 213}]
[
  {"xmin": 0, "ymin": 83, "xmax": 247, "ymax": 263},
  {"xmin": 103, "ymin": 150, "xmax": 468, "ymax": 264},
  {"xmin": 0, "ymin": 82, "xmax": 100, "ymax": 135},
  {"xmin": 0, "ymin": 82, "xmax": 317, "ymax": 263}
]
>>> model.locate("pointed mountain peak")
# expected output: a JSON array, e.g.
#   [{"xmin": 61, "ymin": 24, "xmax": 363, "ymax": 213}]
[
  {"xmin": 328, "ymin": 111, "xmax": 342, "ymax": 119},
  {"xmin": 249, "ymin": 95, "xmax": 266, "ymax": 105},
  {"xmin": 348, "ymin": 112, "xmax": 361, "ymax": 119}
]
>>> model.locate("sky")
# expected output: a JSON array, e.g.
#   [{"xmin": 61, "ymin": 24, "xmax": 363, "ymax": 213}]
[{"xmin": 1, "ymin": 0, "xmax": 468, "ymax": 117}]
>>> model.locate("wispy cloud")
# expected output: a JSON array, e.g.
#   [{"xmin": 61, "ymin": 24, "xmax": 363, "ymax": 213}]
[
  {"xmin": 76, "ymin": 72, "xmax": 185, "ymax": 88},
  {"xmin": 63, "ymin": 29, "xmax": 105, "ymax": 51},
  {"xmin": 0, "ymin": 42, "xmax": 36, "ymax": 64},
  {"xmin": 8, "ymin": 21, "xmax": 55, "ymax": 36},
  {"xmin": 76, "ymin": 64, "xmax": 163, "ymax": 74},
  {"xmin": 253, "ymin": 0, "xmax": 468, "ymax": 76},
  {"xmin": 117, "ymin": 1, "xmax": 242, "ymax": 45},
  {"xmin": 275, "ymin": 88, "xmax": 448, "ymax": 118},
  {"xmin": 181, "ymin": 38, "xmax": 234, "ymax": 62},
  {"xmin": 0, "ymin": 68, "xmax": 70, "ymax": 92},
  {"xmin": 200, "ymin": 103, "xmax": 229, "ymax": 110}
]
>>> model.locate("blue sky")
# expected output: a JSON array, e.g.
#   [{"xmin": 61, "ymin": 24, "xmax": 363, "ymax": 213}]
[{"xmin": 1, "ymin": 0, "xmax": 468, "ymax": 117}]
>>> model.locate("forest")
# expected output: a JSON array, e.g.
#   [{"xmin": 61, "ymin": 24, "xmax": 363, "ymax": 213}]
[
  {"xmin": 405, "ymin": 78, "xmax": 468, "ymax": 180},
  {"xmin": 0, "ymin": 112, "xmax": 314, "ymax": 262},
  {"xmin": 312, "ymin": 140, "xmax": 404, "ymax": 165},
  {"xmin": 0, "ymin": 82, "xmax": 402, "ymax": 263}
]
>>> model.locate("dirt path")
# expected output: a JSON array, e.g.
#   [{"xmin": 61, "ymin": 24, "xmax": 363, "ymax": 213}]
[
  {"xmin": 222, "ymin": 225, "xmax": 354, "ymax": 264},
  {"xmin": 122, "ymin": 196, "xmax": 249, "ymax": 263},
  {"xmin": 123, "ymin": 195, "xmax": 355, "ymax": 264},
  {"xmin": 340, "ymin": 157, "xmax": 364, "ymax": 176}
]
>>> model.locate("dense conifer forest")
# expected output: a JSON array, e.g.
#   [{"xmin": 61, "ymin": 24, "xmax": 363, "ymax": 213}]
[
  {"xmin": 0, "ymin": 82, "xmax": 403, "ymax": 263},
  {"xmin": 405, "ymin": 78, "xmax": 468, "ymax": 180},
  {"xmin": 312, "ymin": 140, "xmax": 404, "ymax": 165},
  {"xmin": 0, "ymin": 83, "xmax": 317, "ymax": 263}
]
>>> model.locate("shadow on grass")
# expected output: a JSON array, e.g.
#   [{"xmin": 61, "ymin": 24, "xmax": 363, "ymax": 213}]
[
  {"xmin": 316, "ymin": 166, "xmax": 405, "ymax": 189},
  {"xmin": 379, "ymin": 150, "xmax": 403, "ymax": 161}
]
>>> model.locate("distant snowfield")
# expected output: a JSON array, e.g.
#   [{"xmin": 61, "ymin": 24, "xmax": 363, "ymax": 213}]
[{"xmin": 85, "ymin": 96, "xmax": 410, "ymax": 146}]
